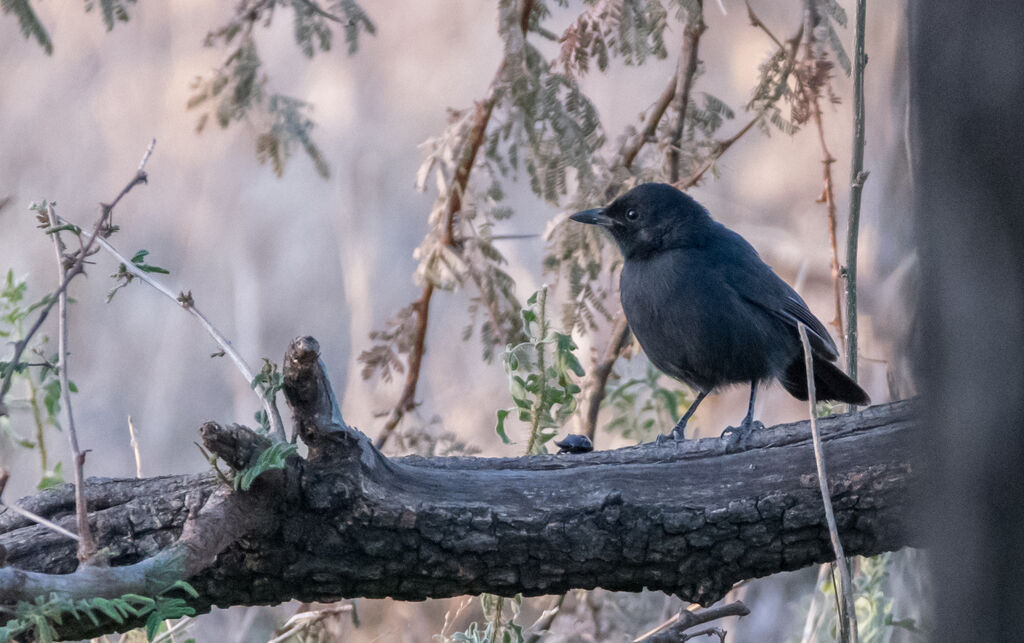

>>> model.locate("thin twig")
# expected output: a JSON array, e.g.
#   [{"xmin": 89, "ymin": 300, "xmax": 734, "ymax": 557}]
[
  {"xmin": 524, "ymin": 594, "xmax": 566, "ymax": 643},
  {"xmin": 375, "ymin": 0, "xmax": 535, "ymax": 450},
  {"xmin": 0, "ymin": 501, "xmax": 82, "ymax": 542},
  {"xmin": 46, "ymin": 203, "xmax": 96, "ymax": 563},
  {"xmin": 666, "ymin": 1, "xmax": 706, "ymax": 183},
  {"xmin": 634, "ymin": 601, "xmax": 749, "ymax": 642},
  {"xmin": 0, "ymin": 469, "xmax": 81, "ymax": 542},
  {"xmin": 581, "ymin": 315, "xmax": 630, "ymax": 439},
  {"xmin": 800, "ymin": 0, "xmax": 846, "ymax": 349},
  {"xmin": 127, "ymin": 415, "xmax": 143, "ymax": 478},
  {"xmin": 0, "ymin": 140, "xmax": 155, "ymax": 414},
  {"xmin": 150, "ymin": 616, "xmax": 193, "ymax": 643},
  {"xmin": 615, "ymin": 73, "xmax": 678, "ymax": 173},
  {"xmin": 64, "ymin": 226, "xmax": 286, "ymax": 442},
  {"xmin": 375, "ymin": 284, "xmax": 433, "ymax": 449},
  {"xmin": 293, "ymin": 0, "xmax": 343, "ymax": 23},
  {"xmin": 678, "ymin": 111, "xmax": 762, "ymax": 189},
  {"xmin": 797, "ymin": 323, "xmax": 857, "ymax": 643},
  {"xmin": 799, "ymin": 563, "xmax": 830, "ymax": 643},
  {"xmin": 266, "ymin": 604, "xmax": 352, "ymax": 643},
  {"xmin": 845, "ymin": 0, "xmax": 869, "ymax": 384},
  {"xmin": 525, "ymin": 285, "xmax": 549, "ymax": 454}
]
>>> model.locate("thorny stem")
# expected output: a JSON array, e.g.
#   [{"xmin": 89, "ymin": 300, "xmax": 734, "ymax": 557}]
[
  {"xmin": 581, "ymin": 315, "xmax": 630, "ymax": 439},
  {"xmin": 0, "ymin": 139, "xmax": 154, "ymax": 414},
  {"xmin": 666, "ymin": 0, "xmax": 706, "ymax": 184},
  {"xmin": 845, "ymin": 0, "xmax": 868, "ymax": 385},
  {"xmin": 678, "ymin": 112, "xmax": 762, "ymax": 189},
  {"xmin": 615, "ymin": 74, "xmax": 678, "ymax": 176},
  {"xmin": 801, "ymin": 0, "xmax": 846, "ymax": 350},
  {"xmin": 46, "ymin": 204, "xmax": 97, "ymax": 563},
  {"xmin": 798, "ymin": 323, "xmax": 857, "ymax": 643},
  {"xmin": 65, "ymin": 226, "xmax": 286, "ymax": 442},
  {"xmin": 375, "ymin": 0, "xmax": 535, "ymax": 450},
  {"xmin": 376, "ymin": 284, "xmax": 433, "ymax": 449},
  {"xmin": 525, "ymin": 286, "xmax": 549, "ymax": 455}
]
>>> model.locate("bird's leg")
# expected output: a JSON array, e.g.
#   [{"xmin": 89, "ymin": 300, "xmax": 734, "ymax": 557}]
[
  {"xmin": 657, "ymin": 390, "xmax": 708, "ymax": 444},
  {"xmin": 721, "ymin": 381, "xmax": 765, "ymax": 445}
]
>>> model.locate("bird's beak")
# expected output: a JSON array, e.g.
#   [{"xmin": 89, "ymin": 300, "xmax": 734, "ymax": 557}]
[{"xmin": 569, "ymin": 208, "xmax": 613, "ymax": 227}]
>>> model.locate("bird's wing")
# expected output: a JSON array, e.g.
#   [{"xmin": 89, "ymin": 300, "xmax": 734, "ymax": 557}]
[
  {"xmin": 714, "ymin": 225, "xmax": 839, "ymax": 360},
  {"xmin": 775, "ymin": 292, "xmax": 839, "ymax": 360}
]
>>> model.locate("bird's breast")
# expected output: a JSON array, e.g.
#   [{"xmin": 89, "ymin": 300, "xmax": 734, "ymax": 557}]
[{"xmin": 619, "ymin": 251, "xmax": 786, "ymax": 391}]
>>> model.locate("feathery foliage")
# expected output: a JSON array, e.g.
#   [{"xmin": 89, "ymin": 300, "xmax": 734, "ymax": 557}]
[
  {"xmin": 0, "ymin": 582, "xmax": 198, "ymax": 643},
  {"xmin": 496, "ymin": 287, "xmax": 584, "ymax": 454},
  {"xmin": 1, "ymin": 0, "xmax": 52, "ymax": 54},
  {"xmin": 187, "ymin": 0, "xmax": 375, "ymax": 177}
]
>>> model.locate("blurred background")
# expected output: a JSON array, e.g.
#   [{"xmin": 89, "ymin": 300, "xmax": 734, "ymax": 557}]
[{"xmin": 0, "ymin": 0, "xmax": 919, "ymax": 640}]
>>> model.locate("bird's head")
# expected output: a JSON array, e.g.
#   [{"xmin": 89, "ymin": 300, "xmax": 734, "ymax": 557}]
[{"xmin": 569, "ymin": 183, "xmax": 713, "ymax": 259}]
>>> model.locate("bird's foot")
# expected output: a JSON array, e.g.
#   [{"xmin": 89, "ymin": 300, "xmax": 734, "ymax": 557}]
[
  {"xmin": 654, "ymin": 423, "xmax": 688, "ymax": 446},
  {"xmin": 720, "ymin": 419, "xmax": 765, "ymax": 450}
]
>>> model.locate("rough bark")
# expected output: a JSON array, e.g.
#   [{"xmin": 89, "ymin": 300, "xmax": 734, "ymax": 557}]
[{"xmin": 0, "ymin": 338, "xmax": 919, "ymax": 639}]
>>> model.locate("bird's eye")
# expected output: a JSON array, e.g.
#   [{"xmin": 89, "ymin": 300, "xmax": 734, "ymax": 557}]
[{"xmin": 625, "ymin": 209, "xmax": 638, "ymax": 221}]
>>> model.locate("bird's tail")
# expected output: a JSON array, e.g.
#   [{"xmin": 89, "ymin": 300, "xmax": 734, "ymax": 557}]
[{"xmin": 781, "ymin": 356, "xmax": 870, "ymax": 405}]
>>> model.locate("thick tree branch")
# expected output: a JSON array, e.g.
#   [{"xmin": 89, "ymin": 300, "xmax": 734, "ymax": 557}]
[{"xmin": 0, "ymin": 338, "xmax": 919, "ymax": 639}]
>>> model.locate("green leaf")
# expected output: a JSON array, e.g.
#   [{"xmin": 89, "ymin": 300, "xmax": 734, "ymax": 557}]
[
  {"xmin": 495, "ymin": 409, "xmax": 513, "ymax": 444},
  {"xmin": 233, "ymin": 442, "xmax": 297, "ymax": 491},
  {"xmin": 164, "ymin": 580, "xmax": 200, "ymax": 598},
  {"xmin": 37, "ymin": 461, "xmax": 64, "ymax": 490},
  {"xmin": 90, "ymin": 598, "xmax": 125, "ymax": 624}
]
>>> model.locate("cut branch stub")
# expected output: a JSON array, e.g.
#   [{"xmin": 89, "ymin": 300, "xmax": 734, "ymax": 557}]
[
  {"xmin": 199, "ymin": 422, "xmax": 272, "ymax": 471},
  {"xmin": 282, "ymin": 335, "xmax": 371, "ymax": 460}
]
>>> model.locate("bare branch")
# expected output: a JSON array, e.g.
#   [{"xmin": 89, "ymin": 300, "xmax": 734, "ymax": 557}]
[
  {"xmin": 581, "ymin": 315, "xmax": 630, "ymax": 439},
  {"xmin": 666, "ymin": 2, "xmax": 706, "ymax": 183},
  {"xmin": 0, "ymin": 141, "xmax": 155, "ymax": 413},
  {"xmin": 63, "ymin": 224, "xmax": 287, "ymax": 442},
  {"xmin": 375, "ymin": 1, "xmax": 536, "ymax": 450},
  {"xmin": 798, "ymin": 323, "xmax": 857, "ymax": 642},
  {"xmin": 799, "ymin": 1, "xmax": 846, "ymax": 348},
  {"xmin": 128, "ymin": 415, "xmax": 143, "ymax": 478},
  {"xmin": 0, "ymin": 468, "xmax": 80, "ymax": 543},
  {"xmin": 45, "ymin": 202, "xmax": 96, "ymax": 563},
  {"xmin": 845, "ymin": 0, "xmax": 869, "ymax": 383}
]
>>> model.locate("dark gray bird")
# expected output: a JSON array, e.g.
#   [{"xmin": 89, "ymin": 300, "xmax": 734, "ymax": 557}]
[{"xmin": 570, "ymin": 183, "xmax": 869, "ymax": 441}]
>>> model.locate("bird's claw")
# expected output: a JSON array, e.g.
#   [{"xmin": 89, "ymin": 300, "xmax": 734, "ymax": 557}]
[
  {"xmin": 720, "ymin": 420, "xmax": 764, "ymax": 450},
  {"xmin": 654, "ymin": 425, "xmax": 687, "ymax": 446}
]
